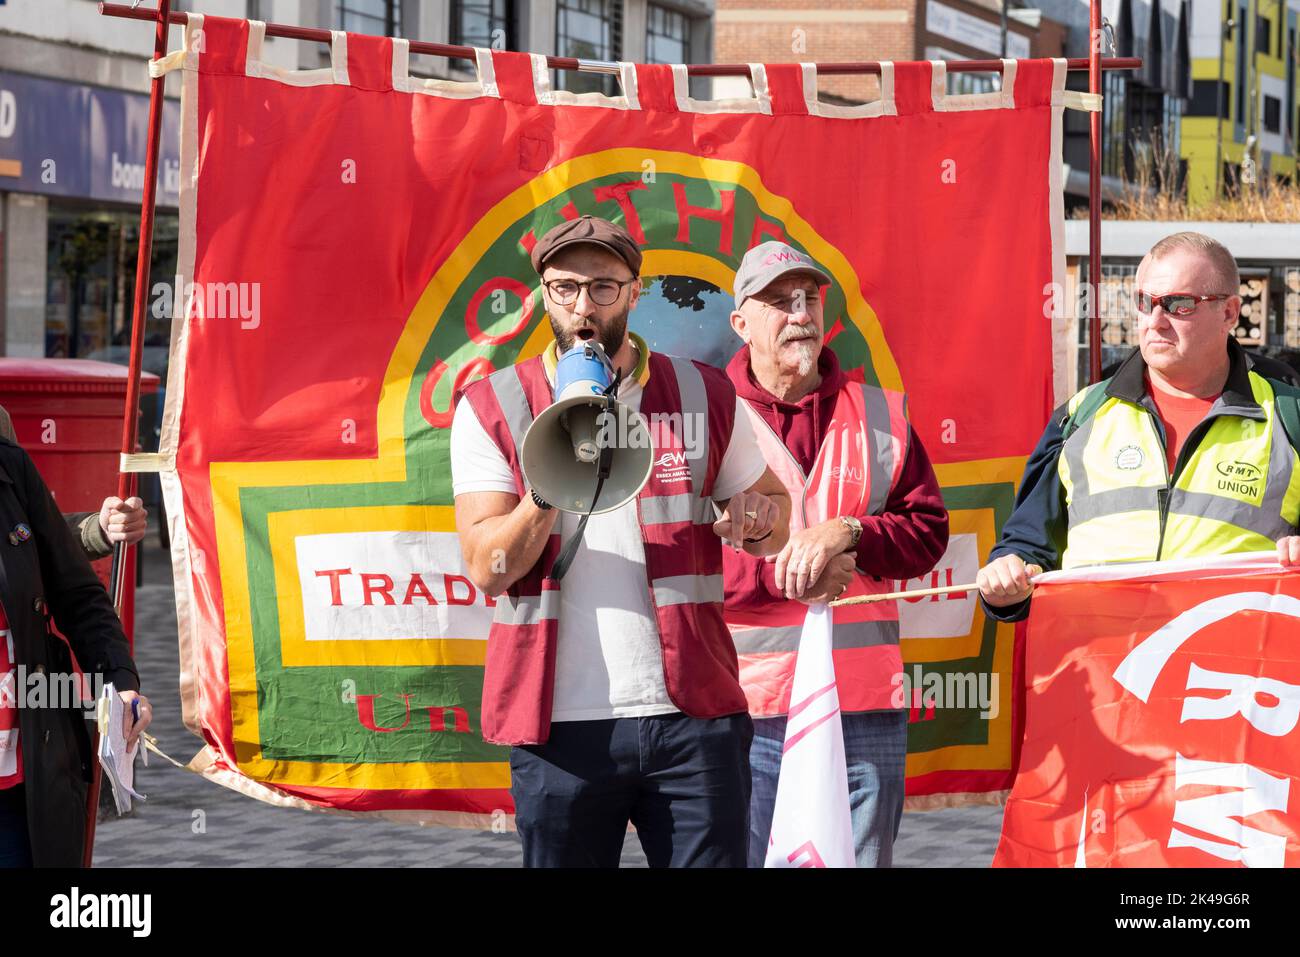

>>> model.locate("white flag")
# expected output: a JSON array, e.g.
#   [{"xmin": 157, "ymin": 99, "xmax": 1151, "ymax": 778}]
[{"xmin": 764, "ymin": 603, "xmax": 855, "ymax": 868}]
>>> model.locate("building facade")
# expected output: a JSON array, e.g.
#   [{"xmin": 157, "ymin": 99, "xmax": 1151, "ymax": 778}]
[
  {"xmin": 713, "ymin": 0, "xmax": 1065, "ymax": 104},
  {"xmin": 1182, "ymin": 0, "xmax": 1299, "ymax": 205},
  {"xmin": 1030, "ymin": 0, "xmax": 1192, "ymax": 206},
  {"xmin": 0, "ymin": 0, "xmax": 715, "ymax": 361}
]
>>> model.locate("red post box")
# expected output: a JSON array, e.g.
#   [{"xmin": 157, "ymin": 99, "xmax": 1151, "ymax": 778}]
[{"xmin": 0, "ymin": 358, "xmax": 161, "ymax": 646}]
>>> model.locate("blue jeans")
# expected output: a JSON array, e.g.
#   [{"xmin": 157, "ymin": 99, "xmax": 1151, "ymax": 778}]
[
  {"xmin": 748, "ymin": 709, "xmax": 907, "ymax": 868},
  {"xmin": 0, "ymin": 786, "xmax": 32, "ymax": 868},
  {"xmin": 510, "ymin": 712, "xmax": 753, "ymax": 868}
]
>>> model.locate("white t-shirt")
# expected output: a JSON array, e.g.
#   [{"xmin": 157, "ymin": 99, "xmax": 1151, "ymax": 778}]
[{"xmin": 451, "ymin": 362, "xmax": 767, "ymax": 722}]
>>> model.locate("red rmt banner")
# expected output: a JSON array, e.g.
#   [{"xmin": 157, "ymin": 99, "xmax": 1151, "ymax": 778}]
[{"xmin": 996, "ymin": 553, "xmax": 1300, "ymax": 867}]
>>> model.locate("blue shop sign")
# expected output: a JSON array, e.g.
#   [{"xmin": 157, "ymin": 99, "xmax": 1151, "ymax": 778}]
[{"xmin": 0, "ymin": 70, "xmax": 180, "ymax": 207}]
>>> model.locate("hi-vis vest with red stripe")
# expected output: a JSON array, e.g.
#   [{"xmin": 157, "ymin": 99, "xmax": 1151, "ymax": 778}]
[
  {"xmin": 726, "ymin": 381, "xmax": 910, "ymax": 715},
  {"xmin": 461, "ymin": 347, "xmax": 749, "ymax": 746}
]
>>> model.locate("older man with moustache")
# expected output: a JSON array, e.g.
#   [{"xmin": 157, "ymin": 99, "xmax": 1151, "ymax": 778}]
[
  {"xmin": 452, "ymin": 216, "xmax": 793, "ymax": 867},
  {"xmin": 721, "ymin": 241, "xmax": 950, "ymax": 867}
]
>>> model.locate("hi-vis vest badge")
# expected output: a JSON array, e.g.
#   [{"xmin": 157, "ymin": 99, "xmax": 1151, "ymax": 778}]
[{"xmin": 1115, "ymin": 445, "xmax": 1145, "ymax": 470}]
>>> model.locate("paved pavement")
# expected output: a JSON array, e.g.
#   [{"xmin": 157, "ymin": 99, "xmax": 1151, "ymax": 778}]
[{"xmin": 92, "ymin": 541, "xmax": 1004, "ymax": 868}]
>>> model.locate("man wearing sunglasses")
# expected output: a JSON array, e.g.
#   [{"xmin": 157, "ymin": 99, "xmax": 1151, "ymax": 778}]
[
  {"xmin": 451, "ymin": 215, "xmax": 791, "ymax": 867},
  {"xmin": 978, "ymin": 230, "xmax": 1300, "ymax": 617},
  {"xmin": 721, "ymin": 241, "xmax": 950, "ymax": 867}
]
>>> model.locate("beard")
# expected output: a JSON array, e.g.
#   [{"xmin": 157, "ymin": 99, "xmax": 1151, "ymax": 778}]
[
  {"xmin": 551, "ymin": 307, "xmax": 630, "ymax": 364},
  {"xmin": 790, "ymin": 342, "xmax": 818, "ymax": 379},
  {"xmin": 778, "ymin": 325, "xmax": 821, "ymax": 379}
]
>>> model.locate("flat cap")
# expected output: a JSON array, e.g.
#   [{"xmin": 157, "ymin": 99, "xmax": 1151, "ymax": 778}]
[{"xmin": 531, "ymin": 215, "xmax": 643, "ymax": 275}]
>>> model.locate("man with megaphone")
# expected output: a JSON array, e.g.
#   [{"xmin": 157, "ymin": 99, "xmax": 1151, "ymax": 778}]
[{"xmin": 451, "ymin": 215, "xmax": 791, "ymax": 868}]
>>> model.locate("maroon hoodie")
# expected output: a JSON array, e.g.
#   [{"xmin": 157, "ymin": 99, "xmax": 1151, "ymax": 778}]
[{"xmin": 723, "ymin": 344, "xmax": 950, "ymax": 607}]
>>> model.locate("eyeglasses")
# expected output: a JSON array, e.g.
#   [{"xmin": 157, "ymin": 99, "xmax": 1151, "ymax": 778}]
[
  {"xmin": 1134, "ymin": 291, "xmax": 1232, "ymax": 317},
  {"xmin": 544, "ymin": 278, "xmax": 636, "ymax": 306}
]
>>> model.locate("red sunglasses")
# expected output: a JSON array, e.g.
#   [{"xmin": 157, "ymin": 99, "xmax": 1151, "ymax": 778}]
[{"xmin": 1134, "ymin": 291, "xmax": 1233, "ymax": 317}]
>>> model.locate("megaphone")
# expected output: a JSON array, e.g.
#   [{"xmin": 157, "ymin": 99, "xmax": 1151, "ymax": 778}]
[{"xmin": 521, "ymin": 341, "xmax": 654, "ymax": 514}]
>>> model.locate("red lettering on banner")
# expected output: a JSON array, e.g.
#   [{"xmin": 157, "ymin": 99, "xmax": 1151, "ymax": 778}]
[
  {"xmin": 901, "ymin": 568, "xmax": 956, "ymax": 603},
  {"xmin": 361, "ymin": 574, "xmax": 395, "ymax": 606},
  {"xmin": 311, "ymin": 568, "xmax": 496, "ymax": 607},
  {"xmin": 930, "ymin": 568, "xmax": 954, "ymax": 602},
  {"xmin": 517, "ymin": 203, "xmax": 581, "ymax": 256},
  {"xmin": 444, "ymin": 574, "xmax": 477, "ymax": 606},
  {"xmin": 592, "ymin": 181, "xmax": 648, "ymax": 243},
  {"xmin": 402, "ymin": 573, "xmax": 437, "ymax": 605},
  {"xmin": 356, "ymin": 693, "xmax": 413, "ymax": 732},
  {"xmin": 357, "ymin": 696, "xmax": 473, "ymax": 735},
  {"xmin": 749, "ymin": 216, "xmax": 785, "ymax": 247},
  {"xmin": 421, "ymin": 355, "xmax": 495, "ymax": 429},
  {"xmin": 465, "ymin": 277, "xmax": 535, "ymax": 345},
  {"xmin": 672, "ymin": 183, "xmax": 735, "ymax": 256},
  {"xmin": 314, "ymin": 568, "xmax": 352, "ymax": 606},
  {"xmin": 427, "ymin": 706, "xmax": 472, "ymax": 733},
  {"xmin": 787, "ymin": 840, "xmax": 827, "ymax": 868}
]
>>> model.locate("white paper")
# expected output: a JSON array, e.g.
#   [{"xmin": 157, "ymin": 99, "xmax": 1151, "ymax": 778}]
[{"xmin": 96, "ymin": 683, "xmax": 145, "ymax": 815}]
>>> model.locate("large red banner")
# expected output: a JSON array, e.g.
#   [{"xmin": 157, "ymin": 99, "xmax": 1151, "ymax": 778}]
[
  {"xmin": 153, "ymin": 13, "xmax": 1064, "ymax": 822},
  {"xmin": 996, "ymin": 554, "xmax": 1300, "ymax": 867}
]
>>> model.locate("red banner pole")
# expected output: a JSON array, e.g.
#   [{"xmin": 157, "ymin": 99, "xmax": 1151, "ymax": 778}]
[
  {"xmin": 1088, "ymin": 0, "xmax": 1103, "ymax": 384},
  {"xmin": 98, "ymin": 4, "xmax": 1139, "ymax": 76},
  {"xmin": 87, "ymin": 0, "xmax": 173, "ymax": 870}
]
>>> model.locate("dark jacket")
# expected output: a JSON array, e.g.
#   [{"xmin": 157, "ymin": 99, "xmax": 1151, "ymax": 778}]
[
  {"xmin": 984, "ymin": 340, "xmax": 1294, "ymax": 623},
  {"xmin": 0, "ymin": 405, "xmax": 113, "ymax": 561},
  {"xmin": 0, "ymin": 436, "xmax": 139, "ymax": 866}
]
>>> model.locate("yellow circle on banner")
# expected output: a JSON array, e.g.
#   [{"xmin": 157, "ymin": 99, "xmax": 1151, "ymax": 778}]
[{"xmin": 384, "ymin": 147, "xmax": 901, "ymax": 445}]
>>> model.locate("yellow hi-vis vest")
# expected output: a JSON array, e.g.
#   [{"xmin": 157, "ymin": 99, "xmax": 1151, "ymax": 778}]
[{"xmin": 1058, "ymin": 370, "xmax": 1300, "ymax": 569}]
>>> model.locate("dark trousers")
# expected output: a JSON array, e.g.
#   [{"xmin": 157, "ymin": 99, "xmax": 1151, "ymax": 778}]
[
  {"xmin": 509, "ymin": 712, "xmax": 753, "ymax": 868},
  {"xmin": 0, "ymin": 785, "xmax": 32, "ymax": 868}
]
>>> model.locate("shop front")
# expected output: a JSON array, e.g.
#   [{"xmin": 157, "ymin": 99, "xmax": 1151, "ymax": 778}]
[{"xmin": 1, "ymin": 68, "xmax": 180, "ymax": 363}]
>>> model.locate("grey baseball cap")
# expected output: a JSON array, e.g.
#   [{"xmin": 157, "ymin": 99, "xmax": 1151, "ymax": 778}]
[{"xmin": 733, "ymin": 241, "xmax": 831, "ymax": 309}]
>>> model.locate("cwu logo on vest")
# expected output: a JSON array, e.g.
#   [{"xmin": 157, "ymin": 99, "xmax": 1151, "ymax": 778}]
[{"xmin": 654, "ymin": 450, "xmax": 692, "ymax": 485}]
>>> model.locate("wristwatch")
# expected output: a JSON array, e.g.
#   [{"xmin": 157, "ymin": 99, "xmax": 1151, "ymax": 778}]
[{"xmin": 839, "ymin": 515, "xmax": 863, "ymax": 547}]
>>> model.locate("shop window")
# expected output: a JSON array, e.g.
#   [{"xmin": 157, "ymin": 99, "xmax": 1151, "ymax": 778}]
[{"xmin": 45, "ymin": 205, "xmax": 178, "ymax": 364}]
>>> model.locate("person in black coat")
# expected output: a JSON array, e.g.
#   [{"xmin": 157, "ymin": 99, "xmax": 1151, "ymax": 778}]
[
  {"xmin": 0, "ymin": 436, "xmax": 152, "ymax": 867},
  {"xmin": 0, "ymin": 406, "xmax": 147, "ymax": 562}
]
